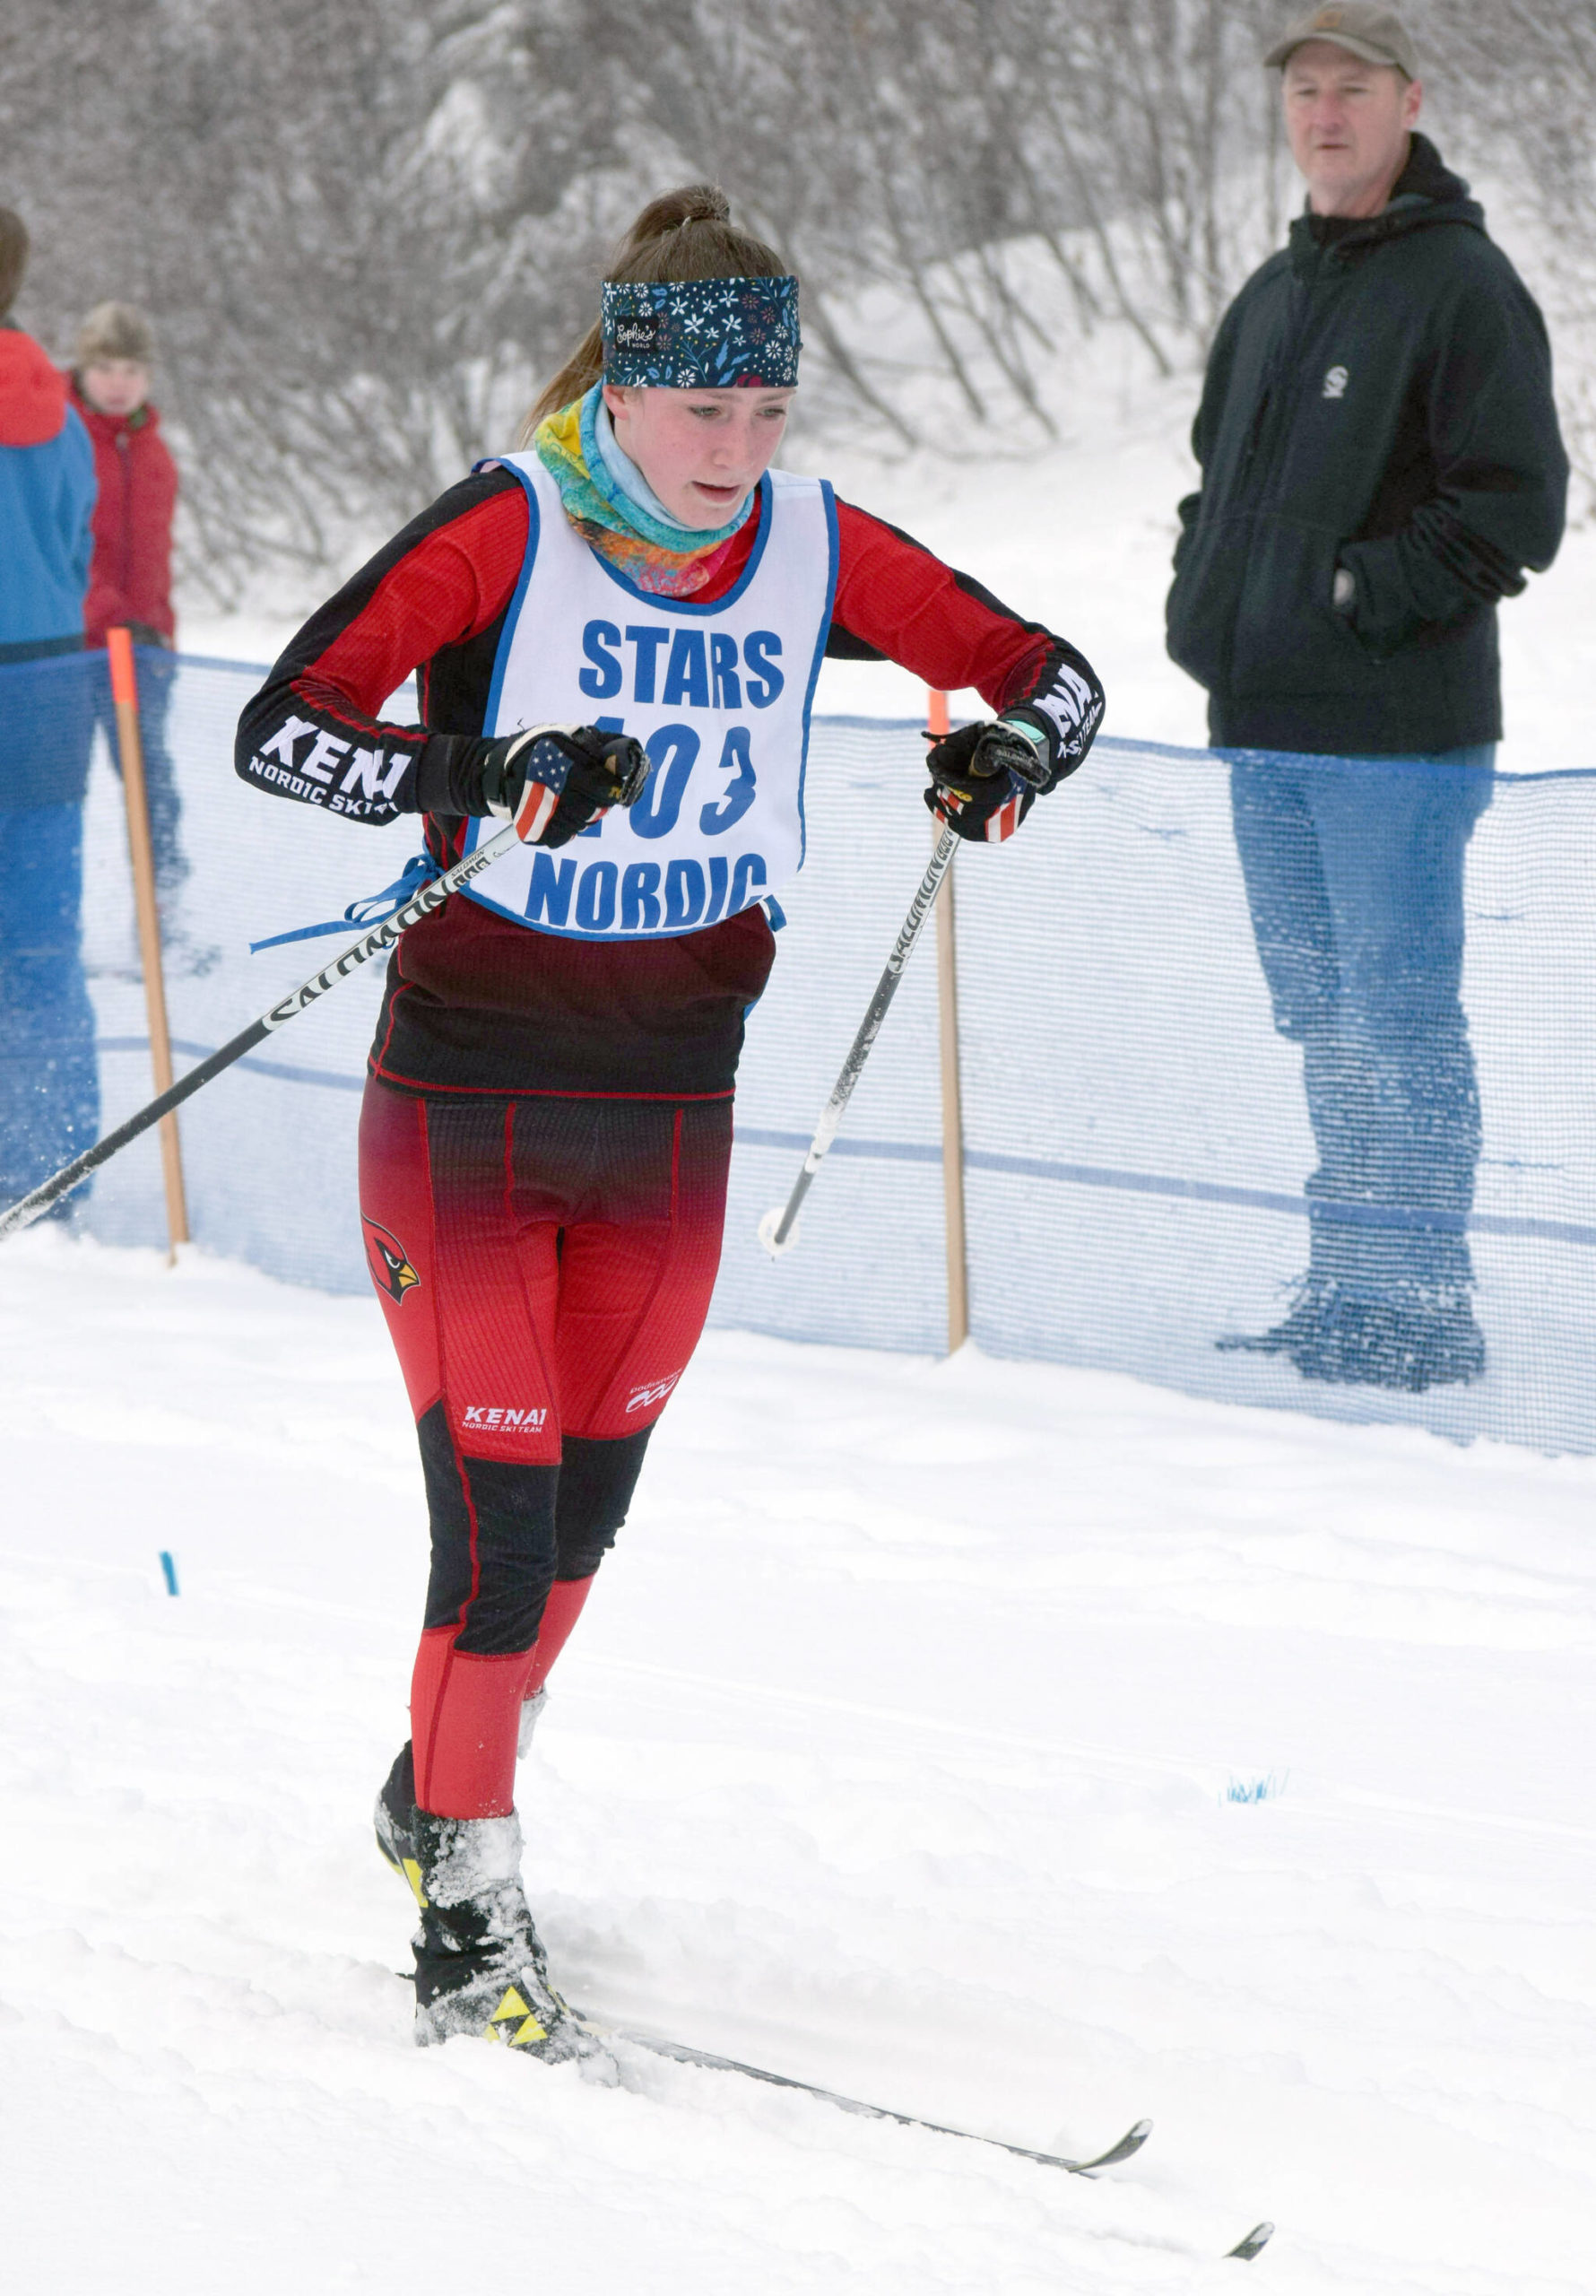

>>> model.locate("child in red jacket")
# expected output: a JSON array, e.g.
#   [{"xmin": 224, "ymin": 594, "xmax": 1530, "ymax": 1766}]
[{"xmin": 70, "ymin": 302, "xmax": 186, "ymax": 902}]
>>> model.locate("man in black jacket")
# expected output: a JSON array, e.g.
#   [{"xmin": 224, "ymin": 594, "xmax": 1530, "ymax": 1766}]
[{"xmin": 1167, "ymin": 4, "xmax": 1567, "ymax": 1392}]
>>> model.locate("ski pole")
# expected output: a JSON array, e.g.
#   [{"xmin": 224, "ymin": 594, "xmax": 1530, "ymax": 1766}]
[
  {"xmin": 0, "ymin": 818, "xmax": 524, "ymax": 1243},
  {"xmin": 108, "ymin": 627, "xmax": 189, "ymax": 1261},
  {"xmin": 758, "ymin": 819, "xmax": 958, "ymax": 1257}
]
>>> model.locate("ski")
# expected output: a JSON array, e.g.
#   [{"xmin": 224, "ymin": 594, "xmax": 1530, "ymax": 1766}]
[
  {"xmin": 594, "ymin": 2017, "xmax": 1150, "ymax": 2175},
  {"xmin": 602, "ymin": 2022, "xmax": 1274, "ymax": 2261},
  {"xmin": 383, "ymin": 1838, "xmax": 1264, "ymax": 2254}
]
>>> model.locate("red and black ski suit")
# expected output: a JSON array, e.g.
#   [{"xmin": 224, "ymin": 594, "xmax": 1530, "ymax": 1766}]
[{"xmin": 236, "ymin": 465, "xmax": 1102, "ymax": 1820}]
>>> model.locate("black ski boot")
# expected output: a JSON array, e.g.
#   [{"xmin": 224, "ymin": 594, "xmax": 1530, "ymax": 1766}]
[
  {"xmin": 374, "ymin": 1743, "xmax": 607, "ymax": 2066},
  {"xmin": 373, "ymin": 1711, "xmax": 547, "ymax": 1893},
  {"xmin": 374, "ymin": 1741, "xmax": 423, "ymax": 1899}
]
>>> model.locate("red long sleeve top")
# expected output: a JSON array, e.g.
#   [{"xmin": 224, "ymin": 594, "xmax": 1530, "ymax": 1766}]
[{"xmin": 237, "ymin": 468, "xmax": 1101, "ymax": 1096}]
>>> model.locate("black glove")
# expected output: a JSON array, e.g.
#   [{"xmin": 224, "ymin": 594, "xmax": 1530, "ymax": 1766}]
[
  {"xmin": 479, "ymin": 723, "xmax": 652, "ymax": 848},
  {"xmin": 125, "ymin": 622, "xmax": 172, "ymax": 649},
  {"xmin": 923, "ymin": 714, "xmax": 1052, "ymax": 843}
]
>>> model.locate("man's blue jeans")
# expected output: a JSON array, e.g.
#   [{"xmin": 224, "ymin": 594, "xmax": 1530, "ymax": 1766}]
[
  {"xmin": 0, "ymin": 802, "xmax": 100, "ymax": 1210},
  {"xmin": 1227, "ymin": 746, "xmax": 1495, "ymax": 1305}
]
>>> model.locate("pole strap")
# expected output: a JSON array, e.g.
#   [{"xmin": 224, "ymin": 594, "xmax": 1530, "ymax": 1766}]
[
  {"xmin": 1, "ymin": 818, "xmax": 522, "ymax": 1243},
  {"xmin": 248, "ymin": 849, "xmax": 443, "ymax": 952}
]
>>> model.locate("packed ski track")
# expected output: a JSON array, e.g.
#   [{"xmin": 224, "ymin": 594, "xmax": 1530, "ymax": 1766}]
[{"xmin": 1, "ymin": 1231, "xmax": 1592, "ymax": 2292}]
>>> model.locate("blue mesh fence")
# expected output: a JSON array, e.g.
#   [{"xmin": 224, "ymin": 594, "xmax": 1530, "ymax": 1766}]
[{"xmin": 4, "ymin": 649, "xmax": 1594, "ymax": 1452}]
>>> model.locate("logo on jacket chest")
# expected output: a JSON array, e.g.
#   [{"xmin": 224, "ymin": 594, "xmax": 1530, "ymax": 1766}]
[{"xmin": 1323, "ymin": 365, "xmax": 1349, "ymax": 401}]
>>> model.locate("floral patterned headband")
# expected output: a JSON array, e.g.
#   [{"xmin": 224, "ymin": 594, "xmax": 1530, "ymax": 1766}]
[{"xmin": 601, "ymin": 274, "xmax": 801, "ymax": 388}]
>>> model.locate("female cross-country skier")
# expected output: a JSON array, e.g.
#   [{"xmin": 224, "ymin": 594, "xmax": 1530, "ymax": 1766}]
[{"xmin": 235, "ymin": 185, "xmax": 1104, "ymax": 2063}]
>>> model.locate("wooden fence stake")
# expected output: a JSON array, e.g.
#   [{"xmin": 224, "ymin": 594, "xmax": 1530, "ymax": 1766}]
[
  {"xmin": 107, "ymin": 628, "xmax": 189, "ymax": 1264},
  {"xmin": 928, "ymin": 690, "xmax": 969, "ymax": 1353}
]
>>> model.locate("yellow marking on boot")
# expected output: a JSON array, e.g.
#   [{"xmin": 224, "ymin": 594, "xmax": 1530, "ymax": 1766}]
[
  {"xmin": 401, "ymin": 1857, "xmax": 429, "ymax": 1909},
  {"xmin": 486, "ymin": 1985, "xmax": 549, "ymax": 2048}
]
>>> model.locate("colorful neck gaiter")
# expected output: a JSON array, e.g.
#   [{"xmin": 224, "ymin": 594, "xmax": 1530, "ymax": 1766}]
[
  {"xmin": 592, "ymin": 394, "xmax": 685, "ymax": 531},
  {"xmin": 532, "ymin": 384, "xmax": 755, "ymax": 599}
]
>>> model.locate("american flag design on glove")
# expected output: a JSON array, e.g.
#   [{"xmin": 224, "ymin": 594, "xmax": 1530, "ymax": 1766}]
[
  {"xmin": 490, "ymin": 726, "xmax": 581, "ymax": 844},
  {"xmin": 924, "ymin": 715, "xmax": 1049, "ymax": 843},
  {"xmin": 984, "ymin": 786, "xmax": 1026, "ymax": 842},
  {"xmin": 514, "ymin": 764, "xmax": 564, "ymax": 843},
  {"xmin": 932, "ymin": 769, "xmax": 1028, "ymax": 841}
]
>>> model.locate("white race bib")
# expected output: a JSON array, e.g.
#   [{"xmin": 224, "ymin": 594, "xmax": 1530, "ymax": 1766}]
[{"xmin": 459, "ymin": 456, "xmax": 837, "ymax": 940}]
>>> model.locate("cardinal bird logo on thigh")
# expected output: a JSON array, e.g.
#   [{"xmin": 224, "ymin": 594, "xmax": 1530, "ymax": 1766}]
[{"xmin": 364, "ymin": 1218, "xmax": 421, "ymax": 1303}]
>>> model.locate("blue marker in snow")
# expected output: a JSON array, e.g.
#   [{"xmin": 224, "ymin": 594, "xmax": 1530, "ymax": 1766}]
[{"xmin": 159, "ymin": 1551, "xmax": 179, "ymax": 1596}]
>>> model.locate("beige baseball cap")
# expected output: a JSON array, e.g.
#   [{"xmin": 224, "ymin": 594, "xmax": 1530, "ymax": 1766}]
[{"xmin": 1264, "ymin": 4, "xmax": 1419, "ymax": 79}]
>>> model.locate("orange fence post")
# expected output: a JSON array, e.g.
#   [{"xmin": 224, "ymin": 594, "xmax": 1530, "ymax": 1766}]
[
  {"xmin": 927, "ymin": 690, "xmax": 969, "ymax": 1352},
  {"xmin": 107, "ymin": 627, "xmax": 190, "ymax": 1262}
]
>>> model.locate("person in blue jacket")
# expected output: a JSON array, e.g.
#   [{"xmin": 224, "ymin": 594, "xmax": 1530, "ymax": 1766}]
[{"xmin": 0, "ymin": 207, "xmax": 100, "ymax": 1219}]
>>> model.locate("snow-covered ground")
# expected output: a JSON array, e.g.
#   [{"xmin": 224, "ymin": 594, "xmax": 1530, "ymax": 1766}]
[{"xmin": 3, "ymin": 1231, "xmax": 1592, "ymax": 2293}]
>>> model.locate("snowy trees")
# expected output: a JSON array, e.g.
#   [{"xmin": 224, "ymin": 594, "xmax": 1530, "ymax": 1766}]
[
  {"xmin": 1, "ymin": 0, "xmax": 607, "ymax": 585},
  {"xmin": 0, "ymin": 0, "xmax": 1588, "ymax": 593},
  {"xmin": 1428, "ymin": 0, "xmax": 1596, "ymax": 500}
]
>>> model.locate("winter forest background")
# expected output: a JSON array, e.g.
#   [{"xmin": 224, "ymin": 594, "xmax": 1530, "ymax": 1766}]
[{"xmin": 4, "ymin": 0, "xmax": 1593, "ymax": 601}]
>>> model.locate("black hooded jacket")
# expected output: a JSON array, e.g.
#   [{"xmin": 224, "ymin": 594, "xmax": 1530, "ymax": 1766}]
[{"xmin": 1166, "ymin": 135, "xmax": 1567, "ymax": 755}]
